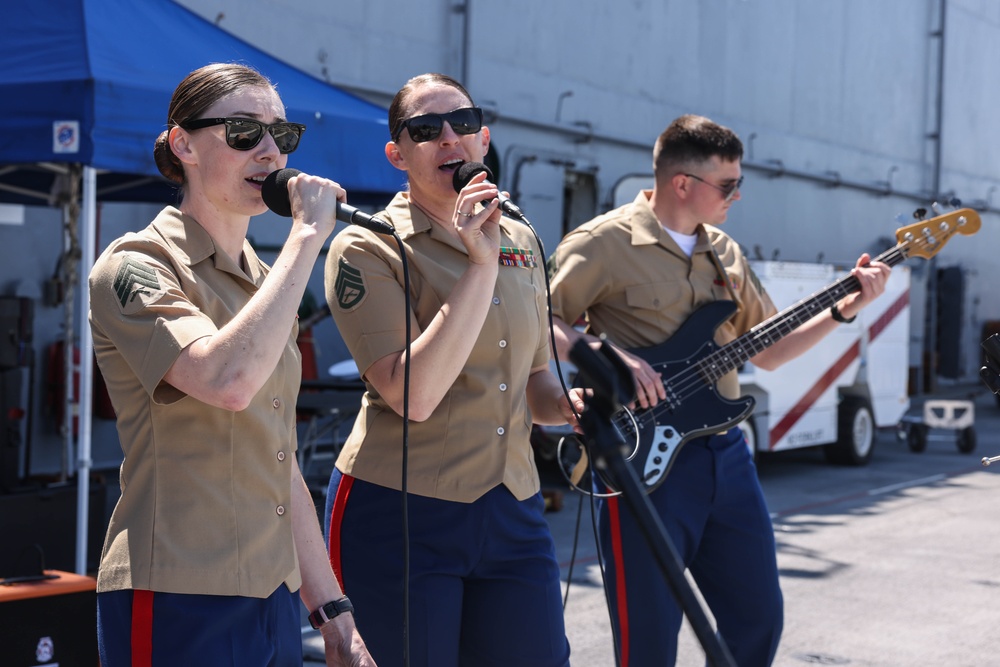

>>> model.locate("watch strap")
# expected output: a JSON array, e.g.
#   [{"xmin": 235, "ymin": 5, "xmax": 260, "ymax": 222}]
[
  {"xmin": 830, "ymin": 303, "xmax": 857, "ymax": 324},
  {"xmin": 308, "ymin": 595, "xmax": 354, "ymax": 630}
]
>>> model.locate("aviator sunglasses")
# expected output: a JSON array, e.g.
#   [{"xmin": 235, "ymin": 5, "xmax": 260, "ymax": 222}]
[
  {"xmin": 683, "ymin": 173, "xmax": 744, "ymax": 203},
  {"xmin": 392, "ymin": 107, "xmax": 484, "ymax": 143},
  {"xmin": 180, "ymin": 117, "xmax": 306, "ymax": 154}
]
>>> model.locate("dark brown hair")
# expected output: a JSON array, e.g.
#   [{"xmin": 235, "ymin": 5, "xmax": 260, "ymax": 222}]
[
  {"xmin": 153, "ymin": 62, "xmax": 274, "ymax": 185},
  {"xmin": 652, "ymin": 114, "xmax": 743, "ymax": 178},
  {"xmin": 388, "ymin": 73, "xmax": 474, "ymax": 142}
]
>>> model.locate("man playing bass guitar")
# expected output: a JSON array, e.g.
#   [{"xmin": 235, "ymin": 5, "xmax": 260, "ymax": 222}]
[{"xmin": 548, "ymin": 114, "xmax": 890, "ymax": 667}]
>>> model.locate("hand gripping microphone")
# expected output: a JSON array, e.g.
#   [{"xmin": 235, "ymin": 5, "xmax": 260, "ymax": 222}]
[
  {"xmin": 261, "ymin": 168, "xmax": 395, "ymax": 235},
  {"xmin": 451, "ymin": 162, "xmax": 526, "ymax": 221}
]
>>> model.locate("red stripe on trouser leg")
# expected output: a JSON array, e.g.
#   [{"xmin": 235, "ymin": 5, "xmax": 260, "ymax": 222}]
[
  {"xmin": 327, "ymin": 473, "xmax": 355, "ymax": 592},
  {"xmin": 131, "ymin": 589, "xmax": 154, "ymax": 667},
  {"xmin": 608, "ymin": 495, "xmax": 630, "ymax": 666}
]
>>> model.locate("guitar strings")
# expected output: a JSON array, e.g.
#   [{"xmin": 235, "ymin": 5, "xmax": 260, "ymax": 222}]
[
  {"xmin": 615, "ymin": 232, "xmax": 938, "ymax": 437},
  {"xmin": 574, "ymin": 218, "xmax": 966, "ymax": 492}
]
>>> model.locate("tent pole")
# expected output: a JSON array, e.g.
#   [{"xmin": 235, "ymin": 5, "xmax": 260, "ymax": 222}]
[
  {"xmin": 60, "ymin": 167, "xmax": 81, "ymax": 485},
  {"xmin": 76, "ymin": 166, "xmax": 97, "ymax": 575}
]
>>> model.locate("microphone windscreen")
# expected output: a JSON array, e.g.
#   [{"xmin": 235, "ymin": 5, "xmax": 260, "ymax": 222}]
[
  {"xmin": 261, "ymin": 168, "xmax": 302, "ymax": 217},
  {"xmin": 452, "ymin": 161, "xmax": 493, "ymax": 194}
]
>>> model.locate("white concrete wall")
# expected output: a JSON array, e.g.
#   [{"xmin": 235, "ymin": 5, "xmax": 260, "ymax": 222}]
[
  {"xmin": 171, "ymin": 0, "xmax": 1000, "ymax": 378},
  {"xmin": 13, "ymin": 0, "xmax": 1000, "ymax": 476}
]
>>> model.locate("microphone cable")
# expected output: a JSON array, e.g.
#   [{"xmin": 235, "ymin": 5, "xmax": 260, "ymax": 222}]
[
  {"xmin": 260, "ymin": 168, "xmax": 414, "ymax": 665},
  {"xmin": 449, "ymin": 160, "xmax": 622, "ymax": 667},
  {"xmin": 392, "ymin": 233, "xmax": 413, "ymax": 667},
  {"xmin": 500, "ymin": 209, "xmax": 623, "ymax": 667}
]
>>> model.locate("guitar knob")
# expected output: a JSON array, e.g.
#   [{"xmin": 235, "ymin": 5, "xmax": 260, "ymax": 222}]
[
  {"xmin": 664, "ymin": 428, "xmax": 675, "ymax": 438},
  {"xmin": 653, "ymin": 456, "xmax": 662, "ymax": 465},
  {"xmin": 658, "ymin": 442, "xmax": 668, "ymax": 451}
]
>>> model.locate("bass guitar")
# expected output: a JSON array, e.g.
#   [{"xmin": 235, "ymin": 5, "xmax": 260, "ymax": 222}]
[{"xmin": 560, "ymin": 208, "xmax": 981, "ymax": 494}]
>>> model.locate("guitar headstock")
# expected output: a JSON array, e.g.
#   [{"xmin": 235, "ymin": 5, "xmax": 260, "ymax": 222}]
[{"xmin": 895, "ymin": 208, "xmax": 981, "ymax": 259}]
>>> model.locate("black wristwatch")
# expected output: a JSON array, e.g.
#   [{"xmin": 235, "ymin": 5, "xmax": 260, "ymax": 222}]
[{"xmin": 308, "ymin": 596, "xmax": 354, "ymax": 629}]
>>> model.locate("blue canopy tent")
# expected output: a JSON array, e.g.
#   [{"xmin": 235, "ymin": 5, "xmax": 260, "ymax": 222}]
[
  {"xmin": 0, "ymin": 0, "xmax": 401, "ymax": 574},
  {"xmin": 0, "ymin": 0, "xmax": 400, "ymax": 204}
]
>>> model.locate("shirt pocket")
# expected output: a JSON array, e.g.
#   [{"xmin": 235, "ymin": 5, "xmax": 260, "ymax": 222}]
[{"xmin": 625, "ymin": 281, "xmax": 686, "ymax": 313}]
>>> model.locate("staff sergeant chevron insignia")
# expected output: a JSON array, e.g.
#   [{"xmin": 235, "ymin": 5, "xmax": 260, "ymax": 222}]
[
  {"xmin": 334, "ymin": 258, "xmax": 366, "ymax": 310},
  {"xmin": 113, "ymin": 257, "xmax": 160, "ymax": 308}
]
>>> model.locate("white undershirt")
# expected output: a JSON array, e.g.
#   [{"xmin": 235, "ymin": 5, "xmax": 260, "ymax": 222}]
[{"xmin": 664, "ymin": 226, "xmax": 698, "ymax": 257}]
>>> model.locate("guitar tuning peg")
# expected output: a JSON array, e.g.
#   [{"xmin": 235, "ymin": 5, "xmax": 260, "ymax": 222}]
[
  {"xmin": 948, "ymin": 196, "xmax": 962, "ymax": 208},
  {"xmin": 912, "ymin": 207, "xmax": 927, "ymax": 220}
]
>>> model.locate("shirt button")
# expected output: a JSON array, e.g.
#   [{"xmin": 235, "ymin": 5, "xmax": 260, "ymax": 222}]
[
  {"xmin": 492, "ymin": 296, "xmax": 501, "ymax": 305},
  {"xmin": 277, "ymin": 451, "xmax": 286, "ymax": 462},
  {"xmin": 276, "ymin": 505, "xmax": 285, "ymax": 516},
  {"xmin": 497, "ymin": 427, "xmax": 505, "ymax": 436},
  {"xmin": 272, "ymin": 398, "xmax": 281, "ymax": 409},
  {"xmin": 498, "ymin": 340, "xmax": 507, "ymax": 348},
  {"xmin": 499, "ymin": 383, "xmax": 508, "ymax": 392}
]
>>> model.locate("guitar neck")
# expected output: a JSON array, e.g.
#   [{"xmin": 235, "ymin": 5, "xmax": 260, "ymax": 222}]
[{"xmin": 701, "ymin": 245, "xmax": 908, "ymax": 381}]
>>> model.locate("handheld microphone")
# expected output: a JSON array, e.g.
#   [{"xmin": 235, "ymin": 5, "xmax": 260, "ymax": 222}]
[
  {"xmin": 452, "ymin": 162, "xmax": 526, "ymax": 221},
  {"xmin": 261, "ymin": 168, "xmax": 396, "ymax": 236}
]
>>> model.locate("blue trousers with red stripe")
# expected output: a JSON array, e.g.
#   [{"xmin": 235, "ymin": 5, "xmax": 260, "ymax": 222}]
[
  {"xmin": 96, "ymin": 586, "xmax": 302, "ymax": 666},
  {"xmin": 599, "ymin": 428, "xmax": 783, "ymax": 667},
  {"xmin": 325, "ymin": 470, "xmax": 571, "ymax": 667}
]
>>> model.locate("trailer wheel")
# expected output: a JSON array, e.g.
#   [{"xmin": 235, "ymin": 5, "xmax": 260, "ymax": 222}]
[
  {"xmin": 824, "ymin": 397, "xmax": 875, "ymax": 465},
  {"xmin": 907, "ymin": 423, "xmax": 929, "ymax": 453},
  {"xmin": 738, "ymin": 418, "xmax": 757, "ymax": 464},
  {"xmin": 957, "ymin": 426, "xmax": 977, "ymax": 454}
]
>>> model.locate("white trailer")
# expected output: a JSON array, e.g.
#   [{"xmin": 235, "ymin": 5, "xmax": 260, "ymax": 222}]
[{"xmin": 737, "ymin": 260, "xmax": 912, "ymax": 464}]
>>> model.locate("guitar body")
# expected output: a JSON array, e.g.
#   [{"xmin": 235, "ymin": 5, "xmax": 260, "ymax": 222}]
[{"xmin": 619, "ymin": 300, "xmax": 755, "ymax": 492}]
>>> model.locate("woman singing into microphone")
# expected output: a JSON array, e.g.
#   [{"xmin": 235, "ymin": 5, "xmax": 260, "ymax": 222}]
[
  {"xmin": 322, "ymin": 73, "xmax": 582, "ymax": 667},
  {"xmin": 89, "ymin": 62, "xmax": 374, "ymax": 666}
]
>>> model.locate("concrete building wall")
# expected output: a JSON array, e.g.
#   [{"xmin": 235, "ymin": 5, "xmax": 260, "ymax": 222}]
[
  {"xmin": 173, "ymin": 0, "xmax": 999, "ymax": 369},
  {"xmin": 7, "ymin": 0, "xmax": 1000, "ymax": 475}
]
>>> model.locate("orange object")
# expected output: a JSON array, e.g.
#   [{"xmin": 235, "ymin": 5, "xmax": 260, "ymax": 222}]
[{"xmin": 0, "ymin": 569, "xmax": 96, "ymax": 602}]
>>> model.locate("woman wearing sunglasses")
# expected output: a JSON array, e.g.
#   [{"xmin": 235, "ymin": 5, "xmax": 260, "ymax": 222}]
[
  {"xmin": 322, "ymin": 73, "xmax": 582, "ymax": 667},
  {"xmin": 88, "ymin": 63, "xmax": 375, "ymax": 666}
]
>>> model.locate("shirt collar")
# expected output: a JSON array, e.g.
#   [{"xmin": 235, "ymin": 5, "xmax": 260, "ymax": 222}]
[
  {"xmin": 629, "ymin": 189, "xmax": 712, "ymax": 254},
  {"xmin": 149, "ymin": 206, "xmax": 263, "ymax": 286},
  {"xmin": 383, "ymin": 191, "xmax": 516, "ymax": 254}
]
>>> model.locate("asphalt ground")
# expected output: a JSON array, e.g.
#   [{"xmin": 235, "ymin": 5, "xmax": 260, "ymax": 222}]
[{"xmin": 304, "ymin": 382, "xmax": 1000, "ymax": 665}]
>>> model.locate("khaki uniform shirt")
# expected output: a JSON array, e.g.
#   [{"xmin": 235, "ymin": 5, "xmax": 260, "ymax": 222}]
[
  {"xmin": 325, "ymin": 192, "xmax": 549, "ymax": 503},
  {"xmin": 89, "ymin": 207, "xmax": 301, "ymax": 597},
  {"xmin": 548, "ymin": 190, "xmax": 776, "ymax": 400}
]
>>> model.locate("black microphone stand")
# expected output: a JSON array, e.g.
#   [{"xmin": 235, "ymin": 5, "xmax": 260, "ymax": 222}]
[{"xmin": 569, "ymin": 339, "xmax": 736, "ymax": 667}]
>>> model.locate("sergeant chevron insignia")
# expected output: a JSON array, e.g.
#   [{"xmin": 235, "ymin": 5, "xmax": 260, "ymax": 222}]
[
  {"xmin": 335, "ymin": 258, "xmax": 366, "ymax": 310},
  {"xmin": 113, "ymin": 257, "xmax": 160, "ymax": 308}
]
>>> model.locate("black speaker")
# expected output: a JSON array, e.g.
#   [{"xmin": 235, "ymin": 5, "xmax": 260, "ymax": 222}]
[
  {"xmin": 0, "ymin": 570, "xmax": 98, "ymax": 666},
  {"xmin": 0, "ymin": 481, "xmax": 107, "ymax": 577}
]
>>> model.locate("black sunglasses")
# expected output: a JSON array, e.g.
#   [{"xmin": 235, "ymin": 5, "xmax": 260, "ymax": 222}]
[
  {"xmin": 180, "ymin": 117, "xmax": 306, "ymax": 154},
  {"xmin": 392, "ymin": 107, "xmax": 484, "ymax": 143}
]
